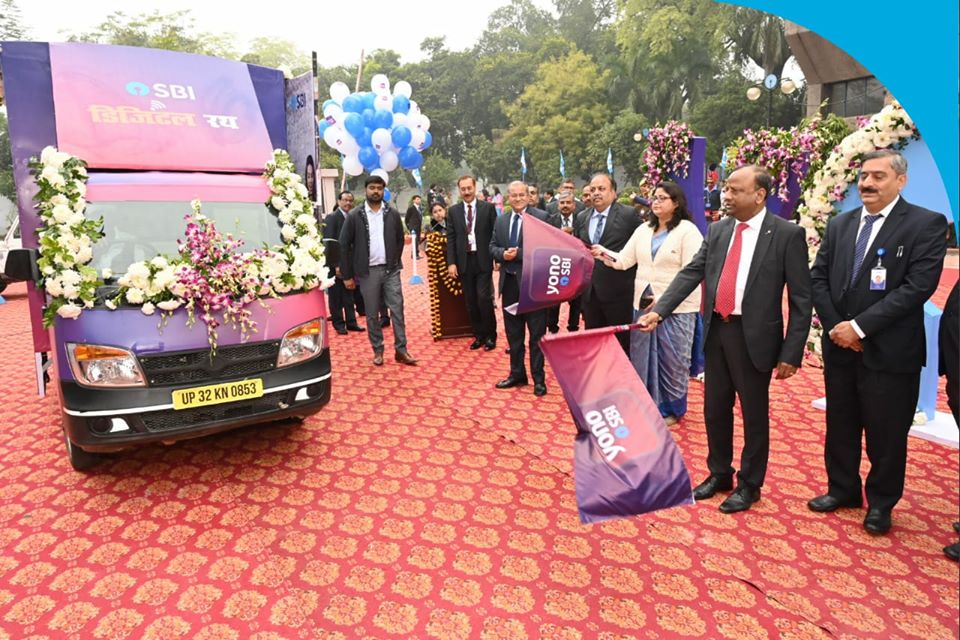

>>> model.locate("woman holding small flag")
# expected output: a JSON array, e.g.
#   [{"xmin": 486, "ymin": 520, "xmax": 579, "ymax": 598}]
[{"xmin": 593, "ymin": 181, "xmax": 703, "ymax": 425}]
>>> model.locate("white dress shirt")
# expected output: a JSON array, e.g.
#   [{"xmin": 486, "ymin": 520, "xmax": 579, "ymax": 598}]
[
  {"xmin": 724, "ymin": 208, "xmax": 766, "ymax": 316},
  {"xmin": 366, "ymin": 202, "xmax": 387, "ymax": 267},
  {"xmin": 589, "ymin": 205, "xmax": 611, "ymax": 242},
  {"xmin": 850, "ymin": 195, "xmax": 900, "ymax": 338}
]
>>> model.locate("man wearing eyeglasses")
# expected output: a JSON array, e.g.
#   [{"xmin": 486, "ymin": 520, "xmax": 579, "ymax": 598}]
[{"xmin": 638, "ymin": 165, "xmax": 812, "ymax": 514}]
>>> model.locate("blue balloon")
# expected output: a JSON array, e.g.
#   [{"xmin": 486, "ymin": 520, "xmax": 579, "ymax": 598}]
[
  {"xmin": 356, "ymin": 126, "xmax": 372, "ymax": 147},
  {"xmin": 343, "ymin": 113, "xmax": 365, "ymax": 138},
  {"xmin": 358, "ymin": 146, "xmax": 379, "ymax": 171},
  {"xmin": 373, "ymin": 109, "xmax": 393, "ymax": 130},
  {"xmin": 361, "ymin": 108, "xmax": 376, "ymax": 128},
  {"xmin": 322, "ymin": 98, "xmax": 338, "ymax": 111},
  {"xmin": 384, "ymin": 187, "xmax": 392, "ymax": 202},
  {"xmin": 317, "ymin": 119, "xmax": 331, "ymax": 137},
  {"xmin": 421, "ymin": 130, "xmax": 433, "ymax": 150},
  {"xmin": 391, "ymin": 125, "xmax": 412, "ymax": 148},
  {"xmin": 361, "ymin": 92, "xmax": 376, "ymax": 110},
  {"xmin": 392, "ymin": 95, "xmax": 410, "ymax": 114},
  {"xmin": 398, "ymin": 146, "xmax": 423, "ymax": 170},
  {"xmin": 342, "ymin": 94, "xmax": 363, "ymax": 113}
]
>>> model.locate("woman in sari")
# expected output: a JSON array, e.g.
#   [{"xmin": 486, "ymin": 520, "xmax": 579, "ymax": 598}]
[{"xmin": 594, "ymin": 181, "xmax": 703, "ymax": 424}]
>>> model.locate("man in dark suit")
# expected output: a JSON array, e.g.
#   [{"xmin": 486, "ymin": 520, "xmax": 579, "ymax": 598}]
[
  {"xmin": 405, "ymin": 195, "xmax": 424, "ymax": 258},
  {"xmin": 808, "ymin": 149, "xmax": 947, "ymax": 535},
  {"xmin": 575, "ymin": 173, "xmax": 641, "ymax": 352},
  {"xmin": 339, "ymin": 175, "xmax": 418, "ymax": 367},
  {"xmin": 323, "ymin": 191, "xmax": 364, "ymax": 335},
  {"xmin": 546, "ymin": 179, "xmax": 586, "ymax": 216},
  {"xmin": 546, "ymin": 190, "xmax": 582, "ymax": 333},
  {"xmin": 490, "ymin": 181, "xmax": 551, "ymax": 397},
  {"xmin": 639, "ymin": 165, "xmax": 812, "ymax": 514},
  {"xmin": 447, "ymin": 175, "xmax": 498, "ymax": 351}
]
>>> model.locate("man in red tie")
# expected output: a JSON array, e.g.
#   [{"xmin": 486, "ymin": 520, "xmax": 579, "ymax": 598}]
[{"xmin": 638, "ymin": 165, "xmax": 812, "ymax": 513}]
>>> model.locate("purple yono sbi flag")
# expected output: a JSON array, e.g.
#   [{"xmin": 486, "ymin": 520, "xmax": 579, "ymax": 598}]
[
  {"xmin": 508, "ymin": 213, "xmax": 594, "ymax": 315},
  {"xmin": 541, "ymin": 326, "xmax": 694, "ymax": 523}
]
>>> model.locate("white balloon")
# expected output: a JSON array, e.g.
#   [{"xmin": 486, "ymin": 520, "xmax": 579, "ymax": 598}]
[
  {"xmin": 419, "ymin": 115, "xmax": 431, "ymax": 131},
  {"xmin": 370, "ymin": 74, "xmax": 391, "ymax": 95},
  {"xmin": 370, "ymin": 127, "xmax": 393, "ymax": 154},
  {"xmin": 408, "ymin": 100, "xmax": 420, "ymax": 119},
  {"xmin": 374, "ymin": 93, "xmax": 392, "ymax": 112},
  {"xmin": 342, "ymin": 154, "xmax": 363, "ymax": 176},
  {"xmin": 410, "ymin": 128, "xmax": 426, "ymax": 150},
  {"xmin": 329, "ymin": 81, "xmax": 350, "ymax": 104},
  {"xmin": 336, "ymin": 133, "xmax": 359, "ymax": 156},
  {"xmin": 371, "ymin": 168, "xmax": 390, "ymax": 184},
  {"xmin": 394, "ymin": 80, "xmax": 412, "ymax": 99},
  {"xmin": 322, "ymin": 103, "xmax": 343, "ymax": 125},
  {"xmin": 392, "ymin": 112, "xmax": 408, "ymax": 128},
  {"xmin": 379, "ymin": 150, "xmax": 399, "ymax": 172},
  {"xmin": 323, "ymin": 124, "xmax": 343, "ymax": 149}
]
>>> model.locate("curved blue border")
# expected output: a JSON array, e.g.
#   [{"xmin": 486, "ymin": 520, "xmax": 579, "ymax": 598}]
[{"xmin": 720, "ymin": 1, "xmax": 959, "ymax": 237}]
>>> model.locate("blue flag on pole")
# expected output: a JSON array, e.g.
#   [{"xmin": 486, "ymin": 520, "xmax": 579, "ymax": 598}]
[
  {"xmin": 719, "ymin": 146, "xmax": 728, "ymax": 181},
  {"xmin": 521, "ymin": 147, "xmax": 527, "ymax": 179},
  {"xmin": 560, "ymin": 150, "xmax": 565, "ymax": 178},
  {"xmin": 606, "ymin": 147, "xmax": 613, "ymax": 174},
  {"xmin": 411, "ymin": 168, "xmax": 422, "ymax": 189}
]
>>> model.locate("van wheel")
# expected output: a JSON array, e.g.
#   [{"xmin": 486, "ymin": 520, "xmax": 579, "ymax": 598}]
[
  {"xmin": 0, "ymin": 279, "xmax": 7, "ymax": 295},
  {"xmin": 64, "ymin": 433, "xmax": 100, "ymax": 471}
]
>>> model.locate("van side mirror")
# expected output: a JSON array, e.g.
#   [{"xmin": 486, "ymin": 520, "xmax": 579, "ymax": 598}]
[
  {"xmin": 323, "ymin": 239, "xmax": 341, "ymax": 272},
  {"xmin": 4, "ymin": 248, "xmax": 40, "ymax": 283}
]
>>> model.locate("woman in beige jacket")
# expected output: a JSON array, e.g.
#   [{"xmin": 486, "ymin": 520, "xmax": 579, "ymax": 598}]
[{"xmin": 593, "ymin": 181, "xmax": 703, "ymax": 424}]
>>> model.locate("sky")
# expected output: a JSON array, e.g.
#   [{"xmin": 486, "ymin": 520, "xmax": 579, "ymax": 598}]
[{"xmin": 18, "ymin": 0, "xmax": 556, "ymax": 68}]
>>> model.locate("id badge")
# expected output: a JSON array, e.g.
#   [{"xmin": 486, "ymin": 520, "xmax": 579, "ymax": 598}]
[
  {"xmin": 467, "ymin": 232, "xmax": 476, "ymax": 248},
  {"xmin": 870, "ymin": 266, "xmax": 887, "ymax": 290}
]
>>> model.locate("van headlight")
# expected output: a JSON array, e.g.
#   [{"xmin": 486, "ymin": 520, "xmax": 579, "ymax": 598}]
[
  {"xmin": 277, "ymin": 319, "xmax": 323, "ymax": 368},
  {"xmin": 66, "ymin": 343, "xmax": 146, "ymax": 387}
]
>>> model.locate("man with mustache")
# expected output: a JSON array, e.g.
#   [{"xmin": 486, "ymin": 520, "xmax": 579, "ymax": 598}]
[{"xmin": 809, "ymin": 149, "xmax": 947, "ymax": 535}]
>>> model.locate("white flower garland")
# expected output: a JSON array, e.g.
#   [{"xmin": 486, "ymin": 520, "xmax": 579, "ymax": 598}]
[
  {"xmin": 797, "ymin": 101, "xmax": 917, "ymax": 362},
  {"xmin": 31, "ymin": 148, "xmax": 333, "ymax": 325}
]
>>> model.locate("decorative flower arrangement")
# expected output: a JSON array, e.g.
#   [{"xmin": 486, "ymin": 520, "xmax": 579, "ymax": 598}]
[
  {"xmin": 796, "ymin": 101, "xmax": 917, "ymax": 363},
  {"xmin": 640, "ymin": 121, "xmax": 695, "ymax": 193},
  {"xmin": 30, "ymin": 148, "xmax": 333, "ymax": 347},
  {"xmin": 29, "ymin": 147, "xmax": 103, "ymax": 324},
  {"xmin": 724, "ymin": 120, "xmax": 818, "ymax": 202}
]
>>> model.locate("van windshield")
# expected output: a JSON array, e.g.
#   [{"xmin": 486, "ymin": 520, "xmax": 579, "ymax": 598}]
[{"xmin": 87, "ymin": 201, "xmax": 284, "ymax": 275}]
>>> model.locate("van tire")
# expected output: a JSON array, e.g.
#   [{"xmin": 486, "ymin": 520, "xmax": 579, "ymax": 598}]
[
  {"xmin": 64, "ymin": 432, "xmax": 100, "ymax": 471},
  {"xmin": 0, "ymin": 279, "xmax": 7, "ymax": 295}
]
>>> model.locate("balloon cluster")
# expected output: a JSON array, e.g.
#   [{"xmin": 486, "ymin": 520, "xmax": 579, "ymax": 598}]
[{"xmin": 320, "ymin": 75, "xmax": 432, "ymax": 184}]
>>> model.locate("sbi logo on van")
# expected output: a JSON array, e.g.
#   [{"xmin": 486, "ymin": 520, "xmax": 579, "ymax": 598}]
[{"xmin": 125, "ymin": 81, "xmax": 197, "ymax": 100}]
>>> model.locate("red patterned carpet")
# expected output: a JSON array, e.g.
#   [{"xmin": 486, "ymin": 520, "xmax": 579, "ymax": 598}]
[{"xmin": 0, "ymin": 263, "xmax": 957, "ymax": 640}]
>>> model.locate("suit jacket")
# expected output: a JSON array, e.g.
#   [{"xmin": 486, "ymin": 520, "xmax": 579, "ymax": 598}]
[
  {"xmin": 489, "ymin": 207, "xmax": 551, "ymax": 294},
  {"xmin": 653, "ymin": 212, "xmax": 813, "ymax": 371},
  {"xmin": 338, "ymin": 202, "xmax": 405, "ymax": 281},
  {"xmin": 405, "ymin": 204, "xmax": 423, "ymax": 235},
  {"xmin": 574, "ymin": 202, "xmax": 641, "ymax": 303},
  {"xmin": 446, "ymin": 199, "xmax": 497, "ymax": 274},
  {"xmin": 323, "ymin": 208, "xmax": 348, "ymax": 278},
  {"xmin": 546, "ymin": 199, "xmax": 586, "ymax": 216},
  {"xmin": 811, "ymin": 198, "xmax": 947, "ymax": 373}
]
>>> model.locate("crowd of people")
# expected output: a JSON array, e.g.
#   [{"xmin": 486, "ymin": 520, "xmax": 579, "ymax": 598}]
[{"xmin": 323, "ymin": 150, "xmax": 957, "ymax": 554}]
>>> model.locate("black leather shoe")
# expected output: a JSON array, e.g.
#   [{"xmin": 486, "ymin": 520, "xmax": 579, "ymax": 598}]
[
  {"xmin": 548, "ymin": 326, "xmax": 559, "ymax": 334},
  {"xmin": 346, "ymin": 324, "xmax": 365, "ymax": 332},
  {"xmin": 808, "ymin": 494, "xmax": 862, "ymax": 513},
  {"xmin": 483, "ymin": 339, "xmax": 496, "ymax": 351},
  {"xmin": 505, "ymin": 347, "xmax": 511, "ymax": 354},
  {"xmin": 863, "ymin": 508, "xmax": 891, "ymax": 535},
  {"xmin": 533, "ymin": 383, "xmax": 547, "ymax": 396},
  {"xmin": 335, "ymin": 327, "xmax": 348, "ymax": 335},
  {"xmin": 566, "ymin": 326, "xmax": 579, "ymax": 332},
  {"xmin": 495, "ymin": 376, "xmax": 528, "ymax": 389},
  {"xmin": 469, "ymin": 339, "xmax": 483, "ymax": 350},
  {"xmin": 953, "ymin": 522, "xmax": 960, "ymax": 534},
  {"xmin": 719, "ymin": 486, "xmax": 761, "ymax": 514},
  {"xmin": 692, "ymin": 475, "xmax": 734, "ymax": 500},
  {"xmin": 945, "ymin": 542, "xmax": 960, "ymax": 561}
]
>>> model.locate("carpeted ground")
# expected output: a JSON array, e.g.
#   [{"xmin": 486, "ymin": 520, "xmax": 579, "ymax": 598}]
[{"xmin": 0, "ymin": 262, "xmax": 957, "ymax": 640}]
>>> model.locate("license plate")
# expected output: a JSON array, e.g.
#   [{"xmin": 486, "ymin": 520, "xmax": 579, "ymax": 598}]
[{"xmin": 172, "ymin": 379, "xmax": 263, "ymax": 410}]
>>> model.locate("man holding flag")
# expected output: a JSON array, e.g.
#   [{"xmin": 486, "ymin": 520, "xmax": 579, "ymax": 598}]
[{"xmin": 490, "ymin": 181, "xmax": 552, "ymax": 396}]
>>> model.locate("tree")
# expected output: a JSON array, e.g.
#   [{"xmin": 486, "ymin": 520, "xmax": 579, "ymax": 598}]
[
  {"xmin": 477, "ymin": 0, "xmax": 558, "ymax": 56},
  {"xmin": 241, "ymin": 38, "xmax": 310, "ymax": 75},
  {"xmin": 68, "ymin": 10, "xmax": 238, "ymax": 58},
  {"xmin": 0, "ymin": 113, "xmax": 15, "ymax": 205},
  {"xmin": 503, "ymin": 48, "xmax": 611, "ymax": 185},
  {"xmin": 688, "ymin": 73, "xmax": 804, "ymax": 162},
  {"xmin": 615, "ymin": 0, "xmax": 733, "ymax": 121},
  {"xmin": 0, "ymin": 0, "xmax": 27, "ymax": 40},
  {"xmin": 726, "ymin": 9, "xmax": 792, "ymax": 78},
  {"xmin": 584, "ymin": 110, "xmax": 649, "ymax": 186},
  {"xmin": 464, "ymin": 136, "xmax": 523, "ymax": 185}
]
